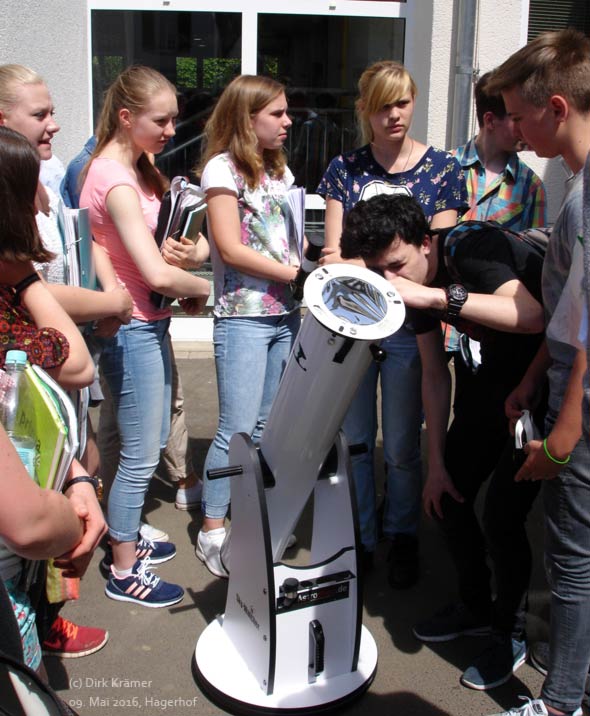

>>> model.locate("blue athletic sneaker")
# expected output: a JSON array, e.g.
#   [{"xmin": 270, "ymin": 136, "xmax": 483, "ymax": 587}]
[
  {"xmin": 105, "ymin": 558, "xmax": 184, "ymax": 608},
  {"xmin": 461, "ymin": 636, "xmax": 527, "ymax": 690},
  {"xmin": 101, "ymin": 537, "xmax": 176, "ymax": 571}
]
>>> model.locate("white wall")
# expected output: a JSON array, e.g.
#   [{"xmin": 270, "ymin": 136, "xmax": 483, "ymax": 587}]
[
  {"xmin": 441, "ymin": 0, "xmax": 564, "ymax": 222},
  {"xmin": 0, "ymin": 1, "xmax": 90, "ymax": 165}
]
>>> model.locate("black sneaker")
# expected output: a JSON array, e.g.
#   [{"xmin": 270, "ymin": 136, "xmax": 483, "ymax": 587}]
[
  {"xmin": 101, "ymin": 537, "xmax": 177, "ymax": 571},
  {"xmin": 413, "ymin": 602, "xmax": 491, "ymax": 642},
  {"xmin": 388, "ymin": 533, "xmax": 419, "ymax": 589},
  {"xmin": 461, "ymin": 636, "xmax": 527, "ymax": 690}
]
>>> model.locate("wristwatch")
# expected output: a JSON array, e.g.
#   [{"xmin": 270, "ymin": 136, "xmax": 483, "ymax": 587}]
[
  {"xmin": 62, "ymin": 475, "xmax": 103, "ymax": 501},
  {"xmin": 444, "ymin": 283, "xmax": 468, "ymax": 319}
]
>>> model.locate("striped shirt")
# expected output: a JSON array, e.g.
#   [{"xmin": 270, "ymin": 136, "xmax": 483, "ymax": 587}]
[{"xmin": 454, "ymin": 138, "xmax": 547, "ymax": 230}]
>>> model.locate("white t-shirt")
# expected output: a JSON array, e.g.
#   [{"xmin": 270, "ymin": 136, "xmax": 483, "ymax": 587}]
[{"xmin": 34, "ymin": 185, "xmax": 66, "ymax": 285}]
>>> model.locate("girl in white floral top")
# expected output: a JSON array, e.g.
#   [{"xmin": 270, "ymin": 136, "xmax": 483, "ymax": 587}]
[{"xmin": 196, "ymin": 75, "xmax": 301, "ymax": 577}]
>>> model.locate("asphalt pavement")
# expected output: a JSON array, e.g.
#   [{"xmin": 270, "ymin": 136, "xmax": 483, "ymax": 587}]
[{"xmin": 46, "ymin": 346, "xmax": 552, "ymax": 716}]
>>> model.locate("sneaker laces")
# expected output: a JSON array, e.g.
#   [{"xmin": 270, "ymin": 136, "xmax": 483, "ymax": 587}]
[
  {"xmin": 135, "ymin": 557, "xmax": 160, "ymax": 589},
  {"xmin": 509, "ymin": 696, "xmax": 541, "ymax": 715},
  {"xmin": 49, "ymin": 616, "xmax": 78, "ymax": 641},
  {"xmin": 138, "ymin": 535, "xmax": 156, "ymax": 551}
]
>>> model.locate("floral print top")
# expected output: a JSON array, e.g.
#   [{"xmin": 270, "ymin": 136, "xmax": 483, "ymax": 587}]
[
  {"xmin": 317, "ymin": 144, "xmax": 467, "ymax": 223},
  {"xmin": 201, "ymin": 153, "xmax": 300, "ymax": 317},
  {"xmin": 0, "ymin": 286, "xmax": 69, "ymax": 369}
]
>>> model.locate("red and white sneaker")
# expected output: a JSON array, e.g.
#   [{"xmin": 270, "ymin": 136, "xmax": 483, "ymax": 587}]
[{"xmin": 42, "ymin": 616, "xmax": 109, "ymax": 658}]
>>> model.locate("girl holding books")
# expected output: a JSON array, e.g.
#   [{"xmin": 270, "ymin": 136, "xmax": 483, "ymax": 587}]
[
  {"xmin": 80, "ymin": 66, "xmax": 210, "ymax": 607},
  {"xmin": 0, "ymin": 126, "xmax": 106, "ymax": 675},
  {"xmin": 196, "ymin": 75, "xmax": 301, "ymax": 578}
]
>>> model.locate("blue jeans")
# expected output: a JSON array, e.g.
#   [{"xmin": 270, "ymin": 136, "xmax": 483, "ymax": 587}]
[
  {"xmin": 542, "ymin": 427, "xmax": 590, "ymax": 714},
  {"xmin": 99, "ymin": 318, "xmax": 172, "ymax": 542},
  {"xmin": 342, "ymin": 325, "xmax": 423, "ymax": 551},
  {"xmin": 203, "ymin": 312, "xmax": 300, "ymax": 519}
]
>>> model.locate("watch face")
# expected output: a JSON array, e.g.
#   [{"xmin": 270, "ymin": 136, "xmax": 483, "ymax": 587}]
[{"xmin": 448, "ymin": 284, "xmax": 468, "ymax": 302}]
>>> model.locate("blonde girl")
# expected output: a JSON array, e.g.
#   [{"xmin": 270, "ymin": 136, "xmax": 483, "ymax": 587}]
[{"xmin": 318, "ymin": 61, "xmax": 466, "ymax": 586}]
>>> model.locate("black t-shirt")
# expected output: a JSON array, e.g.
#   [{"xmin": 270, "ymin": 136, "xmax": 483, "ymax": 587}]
[{"xmin": 407, "ymin": 225, "xmax": 544, "ymax": 375}]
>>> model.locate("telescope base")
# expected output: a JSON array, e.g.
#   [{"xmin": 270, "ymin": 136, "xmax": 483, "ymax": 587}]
[{"xmin": 193, "ymin": 618, "xmax": 377, "ymax": 715}]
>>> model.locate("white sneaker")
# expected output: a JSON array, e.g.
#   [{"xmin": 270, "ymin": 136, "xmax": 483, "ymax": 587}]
[
  {"xmin": 175, "ymin": 480, "xmax": 203, "ymax": 510},
  {"xmin": 196, "ymin": 528, "xmax": 229, "ymax": 578},
  {"xmin": 139, "ymin": 522, "xmax": 169, "ymax": 543},
  {"xmin": 489, "ymin": 697, "xmax": 582, "ymax": 716}
]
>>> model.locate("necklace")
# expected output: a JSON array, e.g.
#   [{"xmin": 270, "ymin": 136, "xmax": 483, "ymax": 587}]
[
  {"xmin": 400, "ymin": 138, "xmax": 414, "ymax": 173},
  {"xmin": 371, "ymin": 137, "xmax": 414, "ymax": 174}
]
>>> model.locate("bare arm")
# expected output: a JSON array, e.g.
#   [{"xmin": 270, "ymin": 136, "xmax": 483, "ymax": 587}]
[
  {"xmin": 324, "ymin": 197, "xmax": 344, "ymax": 252},
  {"xmin": 417, "ymin": 329, "xmax": 464, "ymax": 518},
  {"xmin": 92, "ymin": 241, "xmax": 119, "ymax": 291},
  {"xmin": 106, "ymin": 185, "xmax": 210, "ymax": 299},
  {"xmin": 0, "ymin": 425, "xmax": 84, "ymax": 560},
  {"xmin": 430, "ymin": 209, "xmax": 458, "ymax": 231},
  {"xmin": 206, "ymin": 189, "xmax": 297, "ymax": 283},
  {"xmin": 320, "ymin": 196, "xmax": 366, "ymax": 267},
  {"xmin": 505, "ymin": 339, "xmax": 552, "ymax": 430},
  {"xmin": 46, "ymin": 283, "xmax": 133, "ymax": 325},
  {"xmin": 391, "ymin": 277, "xmax": 545, "ymax": 334},
  {"xmin": 7, "ymin": 262, "xmax": 95, "ymax": 389},
  {"xmin": 515, "ymin": 349, "xmax": 585, "ymax": 482},
  {"xmin": 54, "ymin": 458, "xmax": 107, "ymax": 577}
]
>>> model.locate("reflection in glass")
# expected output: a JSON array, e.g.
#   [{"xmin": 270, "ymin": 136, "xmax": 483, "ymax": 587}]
[
  {"xmin": 91, "ymin": 9, "xmax": 241, "ymax": 179},
  {"xmin": 322, "ymin": 277, "xmax": 388, "ymax": 326},
  {"xmin": 258, "ymin": 14, "xmax": 405, "ymax": 194}
]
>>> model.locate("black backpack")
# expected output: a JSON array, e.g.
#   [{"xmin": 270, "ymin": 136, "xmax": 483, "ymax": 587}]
[{"xmin": 443, "ymin": 219, "xmax": 550, "ymax": 284}]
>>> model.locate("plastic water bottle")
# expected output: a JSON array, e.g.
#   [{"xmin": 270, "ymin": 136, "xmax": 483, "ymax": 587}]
[{"xmin": 1, "ymin": 350, "xmax": 37, "ymax": 480}]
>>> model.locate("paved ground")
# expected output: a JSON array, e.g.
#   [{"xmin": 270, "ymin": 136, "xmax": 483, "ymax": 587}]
[{"xmin": 46, "ymin": 346, "xmax": 554, "ymax": 716}]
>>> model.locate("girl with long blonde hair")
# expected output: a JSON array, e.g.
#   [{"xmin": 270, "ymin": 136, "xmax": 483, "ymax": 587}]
[{"xmin": 318, "ymin": 60, "xmax": 466, "ymax": 586}]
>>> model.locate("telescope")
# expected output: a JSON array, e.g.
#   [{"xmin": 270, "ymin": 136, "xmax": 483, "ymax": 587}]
[{"xmin": 194, "ymin": 263, "xmax": 405, "ymax": 714}]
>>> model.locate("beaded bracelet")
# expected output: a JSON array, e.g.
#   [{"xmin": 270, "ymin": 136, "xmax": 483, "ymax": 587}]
[{"xmin": 543, "ymin": 438, "xmax": 571, "ymax": 465}]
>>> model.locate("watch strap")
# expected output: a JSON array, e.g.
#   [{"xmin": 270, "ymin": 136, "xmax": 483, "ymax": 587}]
[{"xmin": 62, "ymin": 475, "xmax": 102, "ymax": 499}]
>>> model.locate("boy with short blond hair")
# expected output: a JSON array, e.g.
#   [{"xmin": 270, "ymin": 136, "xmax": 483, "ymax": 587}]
[{"xmin": 485, "ymin": 28, "xmax": 590, "ymax": 716}]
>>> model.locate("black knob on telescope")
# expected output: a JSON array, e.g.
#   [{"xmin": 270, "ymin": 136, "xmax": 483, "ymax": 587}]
[
  {"xmin": 282, "ymin": 577, "xmax": 300, "ymax": 607},
  {"xmin": 290, "ymin": 233, "xmax": 325, "ymax": 301}
]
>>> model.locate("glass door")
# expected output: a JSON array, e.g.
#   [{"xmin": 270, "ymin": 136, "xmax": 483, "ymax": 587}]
[{"xmin": 88, "ymin": 0, "xmax": 409, "ymax": 338}]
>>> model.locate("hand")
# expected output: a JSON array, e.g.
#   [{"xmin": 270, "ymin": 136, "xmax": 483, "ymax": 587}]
[
  {"xmin": 55, "ymin": 481, "xmax": 107, "ymax": 577},
  {"xmin": 178, "ymin": 296, "xmax": 208, "ymax": 315},
  {"xmin": 504, "ymin": 379, "xmax": 537, "ymax": 436},
  {"xmin": 514, "ymin": 439, "xmax": 562, "ymax": 482},
  {"xmin": 108, "ymin": 285, "xmax": 133, "ymax": 324},
  {"xmin": 389, "ymin": 276, "xmax": 445, "ymax": 311},
  {"xmin": 93, "ymin": 316, "xmax": 122, "ymax": 338},
  {"xmin": 319, "ymin": 246, "xmax": 342, "ymax": 266},
  {"xmin": 162, "ymin": 236, "xmax": 196, "ymax": 270},
  {"xmin": 422, "ymin": 466, "xmax": 464, "ymax": 519}
]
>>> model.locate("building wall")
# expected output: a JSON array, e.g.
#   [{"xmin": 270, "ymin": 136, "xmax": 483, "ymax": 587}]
[
  {"xmin": 0, "ymin": 0, "xmax": 565, "ymax": 220},
  {"xmin": 1, "ymin": 0, "xmax": 90, "ymax": 166},
  {"xmin": 473, "ymin": 0, "xmax": 565, "ymax": 221}
]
